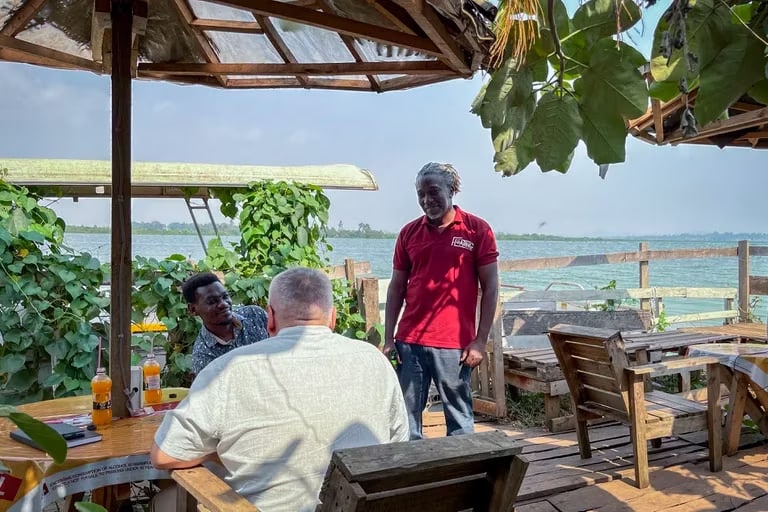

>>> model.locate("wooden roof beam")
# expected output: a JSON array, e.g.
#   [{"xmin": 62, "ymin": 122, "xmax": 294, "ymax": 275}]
[
  {"xmin": 252, "ymin": 15, "xmax": 310, "ymax": 88},
  {"xmin": 210, "ymin": 0, "xmax": 441, "ymax": 57},
  {"xmin": 0, "ymin": 34, "xmax": 101, "ymax": 72},
  {"xmin": 0, "ymin": 0, "xmax": 46, "ymax": 36},
  {"xmin": 366, "ymin": 0, "xmax": 421, "ymax": 35},
  {"xmin": 393, "ymin": 0, "xmax": 471, "ymax": 74},
  {"xmin": 171, "ymin": 0, "xmax": 228, "ymax": 87},
  {"xmin": 666, "ymin": 106, "xmax": 768, "ymax": 145},
  {"xmin": 190, "ymin": 19, "xmax": 264, "ymax": 34},
  {"xmin": 139, "ymin": 60, "xmax": 454, "ymax": 76},
  {"xmin": 316, "ymin": 0, "xmax": 380, "ymax": 92}
]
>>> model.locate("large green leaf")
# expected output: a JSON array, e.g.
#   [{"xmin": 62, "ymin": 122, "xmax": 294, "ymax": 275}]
[
  {"xmin": 477, "ymin": 61, "xmax": 534, "ymax": 128},
  {"xmin": 492, "ymin": 95, "xmax": 536, "ymax": 152},
  {"xmin": 9, "ymin": 412, "xmax": 67, "ymax": 463},
  {"xmin": 0, "ymin": 354, "xmax": 26, "ymax": 375},
  {"xmin": 527, "ymin": 92, "xmax": 582, "ymax": 173},
  {"xmin": 695, "ymin": 33, "xmax": 765, "ymax": 126},
  {"xmin": 748, "ymin": 79, "xmax": 768, "ymax": 105},
  {"xmin": 572, "ymin": 0, "xmax": 641, "ymax": 46},
  {"xmin": 579, "ymin": 102, "xmax": 628, "ymax": 164},
  {"xmin": 581, "ymin": 40, "xmax": 648, "ymax": 119},
  {"xmin": 493, "ymin": 131, "xmax": 535, "ymax": 176}
]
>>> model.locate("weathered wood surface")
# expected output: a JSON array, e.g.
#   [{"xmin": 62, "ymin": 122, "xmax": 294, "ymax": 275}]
[
  {"xmin": 503, "ymin": 286, "xmax": 737, "ymax": 303},
  {"xmin": 318, "ymin": 430, "xmax": 527, "ymax": 511},
  {"xmin": 503, "ymin": 310, "xmax": 652, "ymax": 337},
  {"xmin": 172, "ymin": 467, "xmax": 259, "ymax": 512},
  {"xmin": 679, "ymin": 323, "xmax": 767, "ymax": 343},
  {"xmin": 425, "ymin": 417, "xmax": 767, "ymax": 511}
]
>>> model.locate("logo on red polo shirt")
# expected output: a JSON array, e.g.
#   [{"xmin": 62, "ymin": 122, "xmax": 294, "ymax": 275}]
[{"xmin": 451, "ymin": 237, "xmax": 474, "ymax": 251}]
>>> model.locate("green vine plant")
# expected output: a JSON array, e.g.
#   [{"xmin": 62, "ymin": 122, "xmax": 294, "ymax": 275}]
[
  {"xmin": 0, "ymin": 180, "xmax": 109, "ymax": 405},
  {"xmin": 475, "ymin": 0, "xmax": 768, "ymax": 175}
]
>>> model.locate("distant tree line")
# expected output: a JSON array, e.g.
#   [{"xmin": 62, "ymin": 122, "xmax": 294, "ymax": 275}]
[{"xmin": 67, "ymin": 221, "xmax": 241, "ymax": 236}]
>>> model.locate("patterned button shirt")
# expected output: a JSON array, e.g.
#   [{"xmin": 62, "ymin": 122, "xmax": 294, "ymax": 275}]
[{"xmin": 190, "ymin": 305, "xmax": 269, "ymax": 375}]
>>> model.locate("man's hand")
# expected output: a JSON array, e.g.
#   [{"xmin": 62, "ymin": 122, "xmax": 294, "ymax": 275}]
[
  {"xmin": 460, "ymin": 339, "xmax": 486, "ymax": 368},
  {"xmin": 382, "ymin": 340, "xmax": 400, "ymax": 364}
]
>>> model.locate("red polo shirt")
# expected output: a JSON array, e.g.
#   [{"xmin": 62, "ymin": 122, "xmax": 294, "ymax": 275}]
[{"xmin": 393, "ymin": 206, "xmax": 498, "ymax": 349}]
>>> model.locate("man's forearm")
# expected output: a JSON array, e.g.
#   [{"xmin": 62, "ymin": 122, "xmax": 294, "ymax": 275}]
[
  {"xmin": 150, "ymin": 443, "xmax": 214, "ymax": 470},
  {"xmin": 384, "ymin": 290, "xmax": 405, "ymax": 342},
  {"xmin": 475, "ymin": 279, "xmax": 499, "ymax": 343}
]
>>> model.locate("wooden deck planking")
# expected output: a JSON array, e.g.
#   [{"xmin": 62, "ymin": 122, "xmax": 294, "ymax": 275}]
[{"xmin": 423, "ymin": 412, "xmax": 767, "ymax": 511}]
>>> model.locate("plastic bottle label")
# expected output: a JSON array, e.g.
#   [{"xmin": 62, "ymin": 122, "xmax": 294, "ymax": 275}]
[
  {"xmin": 145, "ymin": 375, "xmax": 161, "ymax": 390},
  {"xmin": 93, "ymin": 400, "xmax": 112, "ymax": 410}
]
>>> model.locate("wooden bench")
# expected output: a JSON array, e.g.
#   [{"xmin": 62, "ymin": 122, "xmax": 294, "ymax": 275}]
[
  {"xmin": 172, "ymin": 430, "xmax": 528, "ymax": 512},
  {"xmin": 503, "ymin": 330, "xmax": 739, "ymax": 432}
]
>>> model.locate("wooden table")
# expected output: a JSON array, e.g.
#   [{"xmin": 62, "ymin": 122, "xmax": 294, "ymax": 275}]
[
  {"xmin": 0, "ymin": 396, "xmax": 171, "ymax": 511},
  {"xmin": 502, "ymin": 330, "xmax": 740, "ymax": 432},
  {"xmin": 680, "ymin": 323, "xmax": 767, "ymax": 343},
  {"xmin": 687, "ymin": 343, "xmax": 768, "ymax": 455}
]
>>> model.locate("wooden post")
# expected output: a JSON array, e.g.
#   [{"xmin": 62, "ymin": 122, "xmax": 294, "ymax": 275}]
[
  {"xmin": 344, "ymin": 258, "xmax": 356, "ymax": 283},
  {"xmin": 357, "ymin": 278, "xmax": 380, "ymax": 332},
  {"xmin": 491, "ymin": 287, "xmax": 507, "ymax": 417},
  {"xmin": 109, "ymin": 0, "xmax": 134, "ymax": 419},
  {"xmin": 738, "ymin": 240, "xmax": 750, "ymax": 322},
  {"xmin": 639, "ymin": 242, "xmax": 650, "ymax": 312},
  {"xmin": 724, "ymin": 297, "xmax": 735, "ymax": 325}
]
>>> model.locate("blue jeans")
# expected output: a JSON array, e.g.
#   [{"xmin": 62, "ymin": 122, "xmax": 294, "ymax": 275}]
[{"xmin": 395, "ymin": 341, "xmax": 474, "ymax": 440}]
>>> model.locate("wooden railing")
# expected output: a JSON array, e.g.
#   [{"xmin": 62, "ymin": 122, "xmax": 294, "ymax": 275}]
[{"xmin": 333, "ymin": 241, "xmax": 767, "ymax": 420}]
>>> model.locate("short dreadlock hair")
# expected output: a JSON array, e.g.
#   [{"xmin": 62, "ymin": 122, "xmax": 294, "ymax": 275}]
[{"xmin": 415, "ymin": 162, "xmax": 461, "ymax": 196}]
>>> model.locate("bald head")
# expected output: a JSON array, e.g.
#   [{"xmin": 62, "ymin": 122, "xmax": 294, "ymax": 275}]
[{"xmin": 267, "ymin": 267, "xmax": 336, "ymax": 335}]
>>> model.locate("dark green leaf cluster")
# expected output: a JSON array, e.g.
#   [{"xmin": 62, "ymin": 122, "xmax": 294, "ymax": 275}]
[{"xmin": 0, "ymin": 180, "xmax": 108, "ymax": 405}]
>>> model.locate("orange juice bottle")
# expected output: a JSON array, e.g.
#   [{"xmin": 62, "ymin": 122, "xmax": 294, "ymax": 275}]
[
  {"xmin": 91, "ymin": 367, "xmax": 112, "ymax": 428},
  {"xmin": 142, "ymin": 352, "xmax": 162, "ymax": 405}
]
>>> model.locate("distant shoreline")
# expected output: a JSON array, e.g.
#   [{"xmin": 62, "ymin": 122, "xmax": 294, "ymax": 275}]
[{"xmin": 65, "ymin": 225, "xmax": 768, "ymax": 242}]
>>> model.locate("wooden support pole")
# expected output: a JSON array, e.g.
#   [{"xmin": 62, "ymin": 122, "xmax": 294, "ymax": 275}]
[
  {"xmin": 639, "ymin": 242, "xmax": 650, "ymax": 312},
  {"xmin": 110, "ymin": 0, "xmax": 134, "ymax": 419},
  {"xmin": 491, "ymin": 286, "xmax": 507, "ymax": 417},
  {"xmin": 344, "ymin": 258, "xmax": 356, "ymax": 284},
  {"xmin": 738, "ymin": 240, "xmax": 750, "ymax": 323},
  {"xmin": 357, "ymin": 278, "xmax": 380, "ymax": 332}
]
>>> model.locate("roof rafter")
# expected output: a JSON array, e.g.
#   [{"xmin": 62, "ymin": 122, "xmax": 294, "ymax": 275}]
[
  {"xmin": 0, "ymin": 0, "xmax": 46, "ymax": 36},
  {"xmin": 0, "ymin": 34, "xmax": 101, "ymax": 72},
  {"xmin": 393, "ymin": 0, "xmax": 470, "ymax": 74},
  {"xmin": 209, "ymin": 0, "xmax": 441, "ymax": 56},
  {"xmin": 139, "ymin": 60, "xmax": 454, "ymax": 76},
  {"xmin": 189, "ymin": 19, "xmax": 264, "ymax": 34},
  {"xmin": 253, "ymin": 14, "xmax": 310, "ymax": 88},
  {"xmin": 171, "ymin": 0, "xmax": 228, "ymax": 87}
]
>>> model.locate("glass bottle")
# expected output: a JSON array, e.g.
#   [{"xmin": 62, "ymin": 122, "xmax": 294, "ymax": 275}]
[
  {"xmin": 142, "ymin": 352, "xmax": 162, "ymax": 405},
  {"xmin": 91, "ymin": 367, "xmax": 112, "ymax": 428}
]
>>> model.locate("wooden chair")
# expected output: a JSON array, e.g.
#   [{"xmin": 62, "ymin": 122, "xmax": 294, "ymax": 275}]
[
  {"xmin": 171, "ymin": 431, "xmax": 528, "ymax": 512},
  {"xmin": 316, "ymin": 430, "xmax": 528, "ymax": 511},
  {"xmin": 548, "ymin": 324, "xmax": 723, "ymax": 488}
]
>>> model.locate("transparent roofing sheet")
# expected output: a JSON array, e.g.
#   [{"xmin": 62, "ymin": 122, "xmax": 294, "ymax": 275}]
[
  {"xmin": 207, "ymin": 31, "xmax": 283, "ymax": 64},
  {"xmin": 189, "ymin": 0, "xmax": 256, "ymax": 22}
]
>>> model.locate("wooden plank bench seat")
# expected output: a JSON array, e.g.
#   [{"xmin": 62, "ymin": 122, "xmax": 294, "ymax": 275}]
[{"xmin": 503, "ymin": 330, "xmax": 739, "ymax": 432}]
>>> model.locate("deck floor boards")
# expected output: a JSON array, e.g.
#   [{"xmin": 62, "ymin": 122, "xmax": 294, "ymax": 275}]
[{"xmin": 424, "ymin": 413, "xmax": 768, "ymax": 511}]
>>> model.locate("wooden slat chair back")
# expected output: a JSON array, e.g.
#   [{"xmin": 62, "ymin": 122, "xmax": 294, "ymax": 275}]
[
  {"xmin": 548, "ymin": 324, "xmax": 723, "ymax": 488},
  {"xmin": 316, "ymin": 430, "xmax": 529, "ymax": 512}
]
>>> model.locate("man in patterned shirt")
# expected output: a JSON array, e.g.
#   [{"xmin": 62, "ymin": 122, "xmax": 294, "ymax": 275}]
[{"xmin": 183, "ymin": 272, "xmax": 269, "ymax": 375}]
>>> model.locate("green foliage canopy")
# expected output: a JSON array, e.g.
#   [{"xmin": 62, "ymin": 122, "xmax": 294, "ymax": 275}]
[{"xmin": 475, "ymin": 0, "xmax": 768, "ymax": 175}]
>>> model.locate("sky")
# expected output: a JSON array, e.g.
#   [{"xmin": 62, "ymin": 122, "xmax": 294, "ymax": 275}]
[{"xmin": 0, "ymin": 2, "xmax": 765, "ymax": 237}]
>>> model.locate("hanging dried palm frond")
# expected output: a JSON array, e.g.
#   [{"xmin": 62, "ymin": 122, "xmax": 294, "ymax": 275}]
[{"xmin": 489, "ymin": 0, "xmax": 539, "ymax": 69}]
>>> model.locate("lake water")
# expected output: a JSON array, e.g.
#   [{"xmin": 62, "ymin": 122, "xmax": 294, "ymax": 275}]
[{"xmin": 63, "ymin": 233, "xmax": 768, "ymax": 323}]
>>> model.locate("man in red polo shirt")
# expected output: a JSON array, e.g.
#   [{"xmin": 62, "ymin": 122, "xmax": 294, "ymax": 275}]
[{"xmin": 383, "ymin": 162, "xmax": 499, "ymax": 439}]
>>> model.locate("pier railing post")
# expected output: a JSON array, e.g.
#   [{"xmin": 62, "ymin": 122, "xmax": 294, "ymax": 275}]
[
  {"xmin": 639, "ymin": 242, "xmax": 650, "ymax": 313},
  {"xmin": 738, "ymin": 240, "xmax": 750, "ymax": 322}
]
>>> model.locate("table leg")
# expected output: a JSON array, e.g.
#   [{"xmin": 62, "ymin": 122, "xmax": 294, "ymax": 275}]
[
  {"xmin": 725, "ymin": 372, "xmax": 749, "ymax": 456},
  {"xmin": 544, "ymin": 393, "xmax": 560, "ymax": 431}
]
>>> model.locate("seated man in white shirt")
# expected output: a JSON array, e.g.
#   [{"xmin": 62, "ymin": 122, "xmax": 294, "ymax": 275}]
[{"xmin": 151, "ymin": 266, "xmax": 409, "ymax": 511}]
